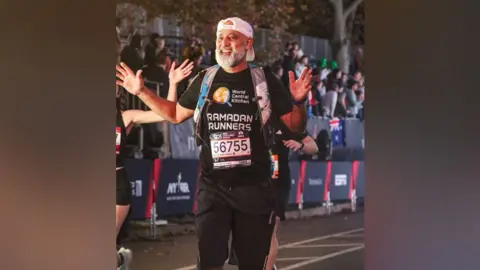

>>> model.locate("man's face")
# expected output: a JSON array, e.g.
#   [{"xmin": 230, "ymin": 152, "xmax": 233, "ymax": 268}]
[{"xmin": 215, "ymin": 29, "xmax": 250, "ymax": 68}]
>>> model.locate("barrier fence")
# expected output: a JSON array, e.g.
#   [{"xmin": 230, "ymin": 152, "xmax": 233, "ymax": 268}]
[{"xmin": 125, "ymin": 158, "xmax": 365, "ymax": 221}]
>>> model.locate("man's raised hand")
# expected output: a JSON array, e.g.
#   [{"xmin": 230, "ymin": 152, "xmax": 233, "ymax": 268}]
[{"xmin": 116, "ymin": 62, "xmax": 144, "ymax": 96}]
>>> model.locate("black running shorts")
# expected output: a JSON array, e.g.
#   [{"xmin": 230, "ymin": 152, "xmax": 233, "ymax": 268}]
[
  {"xmin": 195, "ymin": 176, "xmax": 276, "ymax": 270},
  {"xmin": 116, "ymin": 168, "xmax": 131, "ymax": 206}
]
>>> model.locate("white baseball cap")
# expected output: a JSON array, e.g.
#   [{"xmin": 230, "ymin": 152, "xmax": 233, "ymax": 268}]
[{"xmin": 217, "ymin": 17, "xmax": 255, "ymax": 62}]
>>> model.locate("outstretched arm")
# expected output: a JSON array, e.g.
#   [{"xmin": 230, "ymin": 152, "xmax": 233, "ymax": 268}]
[{"xmin": 116, "ymin": 60, "xmax": 195, "ymax": 124}]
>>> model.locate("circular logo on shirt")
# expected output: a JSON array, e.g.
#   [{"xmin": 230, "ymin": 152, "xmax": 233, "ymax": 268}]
[{"xmin": 212, "ymin": 87, "xmax": 232, "ymax": 106}]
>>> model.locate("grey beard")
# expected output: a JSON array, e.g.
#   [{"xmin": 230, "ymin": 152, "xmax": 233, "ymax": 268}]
[{"xmin": 215, "ymin": 49, "xmax": 246, "ymax": 68}]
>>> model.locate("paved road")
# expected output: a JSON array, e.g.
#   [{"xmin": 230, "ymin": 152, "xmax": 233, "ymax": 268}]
[{"xmin": 125, "ymin": 211, "xmax": 364, "ymax": 270}]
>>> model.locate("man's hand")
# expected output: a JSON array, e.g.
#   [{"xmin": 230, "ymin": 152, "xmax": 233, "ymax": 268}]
[
  {"xmin": 288, "ymin": 68, "xmax": 313, "ymax": 102},
  {"xmin": 283, "ymin": 140, "xmax": 303, "ymax": 152},
  {"xmin": 169, "ymin": 59, "xmax": 195, "ymax": 85},
  {"xmin": 116, "ymin": 62, "xmax": 144, "ymax": 96}
]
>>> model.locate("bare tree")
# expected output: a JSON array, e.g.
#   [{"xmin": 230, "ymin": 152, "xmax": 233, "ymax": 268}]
[{"xmin": 329, "ymin": 0, "xmax": 364, "ymax": 72}]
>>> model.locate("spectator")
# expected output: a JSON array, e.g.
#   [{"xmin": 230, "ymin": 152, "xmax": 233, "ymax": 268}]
[
  {"xmin": 181, "ymin": 37, "xmax": 205, "ymax": 62},
  {"xmin": 177, "ymin": 51, "xmax": 204, "ymax": 98},
  {"xmin": 120, "ymin": 33, "xmax": 144, "ymax": 73},
  {"xmin": 291, "ymin": 41, "xmax": 304, "ymax": 60},
  {"xmin": 144, "ymin": 33, "xmax": 164, "ymax": 67},
  {"xmin": 295, "ymin": 55, "xmax": 309, "ymax": 78},
  {"xmin": 271, "ymin": 64, "xmax": 284, "ymax": 80},
  {"xmin": 284, "ymin": 42, "xmax": 293, "ymax": 56},
  {"xmin": 345, "ymin": 79, "xmax": 364, "ymax": 118},
  {"xmin": 142, "ymin": 52, "xmax": 170, "ymax": 98},
  {"xmin": 322, "ymin": 78, "xmax": 339, "ymax": 118},
  {"xmin": 334, "ymin": 80, "xmax": 348, "ymax": 118},
  {"xmin": 308, "ymin": 69, "xmax": 324, "ymax": 117},
  {"xmin": 318, "ymin": 58, "xmax": 330, "ymax": 80},
  {"xmin": 341, "ymin": 72, "xmax": 349, "ymax": 85}
]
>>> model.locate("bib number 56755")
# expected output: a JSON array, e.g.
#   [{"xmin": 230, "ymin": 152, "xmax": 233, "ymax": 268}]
[{"xmin": 212, "ymin": 140, "xmax": 248, "ymax": 154}]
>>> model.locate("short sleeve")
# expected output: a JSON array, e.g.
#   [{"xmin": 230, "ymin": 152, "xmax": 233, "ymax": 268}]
[
  {"xmin": 264, "ymin": 69, "xmax": 293, "ymax": 117},
  {"xmin": 178, "ymin": 70, "xmax": 206, "ymax": 110}
]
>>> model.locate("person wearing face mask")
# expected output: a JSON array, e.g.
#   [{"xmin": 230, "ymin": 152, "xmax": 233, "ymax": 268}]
[
  {"xmin": 116, "ymin": 17, "xmax": 312, "ymax": 270},
  {"xmin": 115, "ymin": 29, "xmax": 194, "ymax": 270}
]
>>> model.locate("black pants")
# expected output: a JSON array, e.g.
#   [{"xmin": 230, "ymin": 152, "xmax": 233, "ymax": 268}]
[{"xmin": 196, "ymin": 176, "xmax": 276, "ymax": 270}]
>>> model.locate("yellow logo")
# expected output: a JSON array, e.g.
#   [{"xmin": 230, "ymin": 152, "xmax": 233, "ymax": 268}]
[{"xmin": 212, "ymin": 87, "xmax": 232, "ymax": 106}]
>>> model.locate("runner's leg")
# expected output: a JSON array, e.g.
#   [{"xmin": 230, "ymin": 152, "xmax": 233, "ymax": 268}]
[
  {"xmin": 196, "ymin": 180, "xmax": 232, "ymax": 270},
  {"xmin": 116, "ymin": 168, "xmax": 132, "ymax": 269},
  {"xmin": 265, "ymin": 217, "xmax": 281, "ymax": 270}
]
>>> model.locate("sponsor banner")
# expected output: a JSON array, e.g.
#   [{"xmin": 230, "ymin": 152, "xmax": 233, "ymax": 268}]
[
  {"xmin": 169, "ymin": 119, "xmax": 201, "ymax": 160},
  {"xmin": 302, "ymin": 161, "xmax": 327, "ymax": 204},
  {"xmin": 124, "ymin": 159, "xmax": 153, "ymax": 220},
  {"xmin": 156, "ymin": 159, "xmax": 199, "ymax": 216},
  {"xmin": 288, "ymin": 161, "xmax": 301, "ymax": 205},
  {"xmin": 329, "ymin": 162, "xmax": 352, "ymax": 201},
  {"xmin": 355, "ymin": 161, "xmax": 365, "ymax": 198}
]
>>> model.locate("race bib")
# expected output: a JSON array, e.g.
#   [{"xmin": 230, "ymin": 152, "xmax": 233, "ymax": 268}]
[
  {"xmin": 210, "ymin": 131, "xmax": 251, "ymax": 169},
  {"xmin": 116, "ymin": 127, "xmax": 121, "ymax": 154}
]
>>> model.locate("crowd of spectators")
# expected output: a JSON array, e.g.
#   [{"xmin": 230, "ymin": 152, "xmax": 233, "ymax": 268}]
[
  {"xmin": 270, "ymin": 41, "xmax": 365, "ymax": 120},
  {"xmin": 118, "ymin": 32, "xmax": 365, "ymax": 120}
]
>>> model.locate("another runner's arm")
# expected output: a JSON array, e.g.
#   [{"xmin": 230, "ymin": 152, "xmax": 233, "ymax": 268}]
[
  {"xmin": 265, "ymin": 71, "xmax": 306, "ymax": 133},
  {"xmin": 122, "ymin": 75, "xmax": 181, "ymax": 125},
  {"xmin": 282, "ymin": 128, "xmax": 318, "ymax": 155},
  {"xmin": 299, "ymin": 136, "xmax": 318, "ymax": 155}
]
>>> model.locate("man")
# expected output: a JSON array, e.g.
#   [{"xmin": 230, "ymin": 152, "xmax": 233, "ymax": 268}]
[{"xmin": 116, "ymin": 17, "xmax": 312, "ymax": 270}]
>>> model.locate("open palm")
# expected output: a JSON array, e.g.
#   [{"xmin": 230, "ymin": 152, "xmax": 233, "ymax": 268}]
[
  {"xmin": 288, "ymin": 68, "xmax": 313, "ymax": 102},
  {"xmin": 116, "ymin": 62, "xmax": 144, "ymax": 96},
  {"xmin": 169, "ymin": 59, "xmax": 195, "ymax": 84}
]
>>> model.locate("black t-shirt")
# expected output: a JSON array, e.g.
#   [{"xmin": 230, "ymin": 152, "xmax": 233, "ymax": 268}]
[
  {"xmin": 178, "ymin": 67, "xmax": 292, "ymax": 186},
  {"xmin": 271, "ymin": 121, "xmax": 307, "ymax": 192}
]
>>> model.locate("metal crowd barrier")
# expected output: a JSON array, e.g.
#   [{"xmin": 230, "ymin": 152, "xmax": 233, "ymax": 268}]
[{"xmin": 124, "ymin": 158, "xmax": 365, "ymax": 239}]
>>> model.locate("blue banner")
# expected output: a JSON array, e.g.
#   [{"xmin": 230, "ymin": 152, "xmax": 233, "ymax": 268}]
[
  {"xmin": 302, "ymin": 161, "xmax": 327, "ymax": 204},
  {"xmin": 156, "ymin": 159, "xmax": 199, "ymax": 217},
  {"xmin": 124, "ymin": 159, "xmax": 153, "ymax": 220},
  {"xmin": 329, "ymin": 162, "xmax": 352, "ymax": 201},
  {"xmin": 355, "ymin": 161, "xmax": 365, "ymax": 199},
  {"xmin": 287, "ymin": 161, "xmax": 301, "ymax": 205}
]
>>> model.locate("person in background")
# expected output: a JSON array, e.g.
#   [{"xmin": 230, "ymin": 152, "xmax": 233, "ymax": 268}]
[
  {"xmin": 345, "ymin": 79, "xmax": 364, "ymax": 118},
  {"xmin": 322, "ymin": 78, "xmax": 339, "ymax": 118},
  {"xmin": 318, "ymin": 58, "xmax": 330, "ymax": 80},
  {"xmin": 120, "ymin": 33, "xmax": 144, "ymax": 73},
  {"xmin": 295, "ymin": 55, "xmax": 309, "ymax": 79},
  {"xmin": 142, "ymin": 53, "xmax": 170, "ymax": 98},
  {"xmin": 271, "ymin": 64, "xmax": 284, "ymax": 80},
  {"xmin": 144, "ymin": 33, "xmax": 164, "ymax": 67}
]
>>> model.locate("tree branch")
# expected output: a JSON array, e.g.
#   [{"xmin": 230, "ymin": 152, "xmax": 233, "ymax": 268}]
[{"xmin": 343, "ymin": 0, "xmax": 363, "ymax": 18}]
